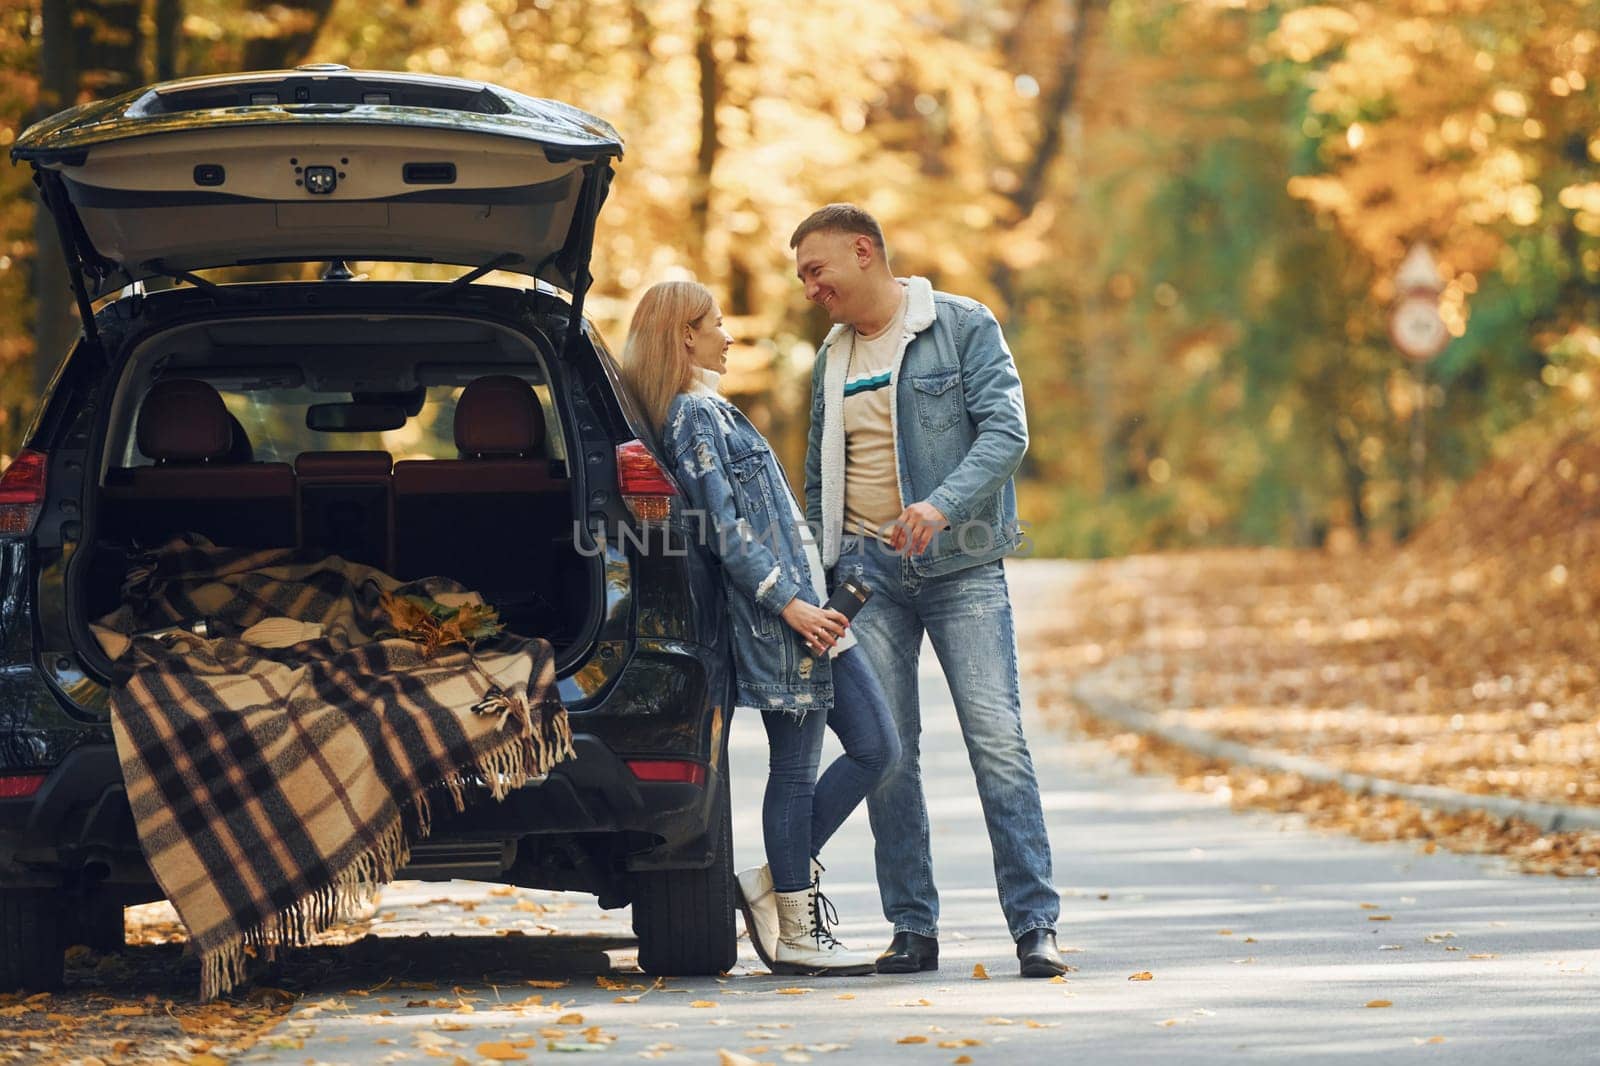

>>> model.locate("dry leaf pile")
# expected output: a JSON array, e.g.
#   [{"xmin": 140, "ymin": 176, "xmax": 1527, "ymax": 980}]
[
  {"xmin": 378, "ymin": 592, "xmax": 504, "ymax": 657},
  {"xmin": 1021, "ymin": 427, "xmax": 1600, "ymax": 876}
]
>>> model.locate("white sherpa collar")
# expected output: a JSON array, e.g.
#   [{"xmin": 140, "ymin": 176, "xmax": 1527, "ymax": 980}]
[{"xmin": 820, "ymin": 276, "xmax": 936, "ymax": 350}]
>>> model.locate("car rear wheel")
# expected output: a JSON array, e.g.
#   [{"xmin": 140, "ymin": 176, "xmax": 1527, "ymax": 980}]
[
  {"xmin": 1, "ymin": 889, "xmax": 65, "ymax": 992},
  {"xmin": 631, "ymin": 774, "xmax": 737, "ymax": 976},
  {"xmin": 66, "ymin": 890, "xmax": 127, "ymax": 953}
]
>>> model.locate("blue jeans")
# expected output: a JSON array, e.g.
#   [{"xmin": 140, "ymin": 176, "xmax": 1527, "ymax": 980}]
[
  {"xmin": 761, "ymin": 648, "xmax": 901, "ymax": 892},
  {"xmin": 836, "ymin": 535, "xmax": 1059, "ymax": 940}
]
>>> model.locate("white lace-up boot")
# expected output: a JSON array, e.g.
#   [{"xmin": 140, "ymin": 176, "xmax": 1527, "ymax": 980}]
[
  {"xmin": 770, "ymin": 872, "xmax": 877, "ymax": 976},
  {"xmin": 736, "ymin": 858, "xmax": 821, "ymax": 969}
]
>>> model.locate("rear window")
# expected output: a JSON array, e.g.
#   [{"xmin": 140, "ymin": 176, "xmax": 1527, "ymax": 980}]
[{"xmin": 113, "ymin": 381, "xmax": 564, "ymax": 467}]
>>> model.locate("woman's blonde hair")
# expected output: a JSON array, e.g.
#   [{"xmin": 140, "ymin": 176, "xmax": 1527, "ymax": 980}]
[{"xmin": 620, "ymin": 280, "xmax": 715, "ymax": 432}]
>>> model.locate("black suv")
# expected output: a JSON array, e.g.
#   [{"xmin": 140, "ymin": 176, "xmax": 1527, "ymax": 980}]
[{"xmin": 0, "ymin": 66, "xmax": 736, "ymax": 991}]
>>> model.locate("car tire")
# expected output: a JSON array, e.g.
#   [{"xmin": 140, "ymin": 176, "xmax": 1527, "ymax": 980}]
[
  {"xmin": 66, "ymin": 891, "xmax": 127, "ymax": 953},
  {"xmin": 631, "ymin": 773, "xmax": 737, "ymax": 976},
  {"xmin": 1, "ymin": 889, "xmax": 65, "ymax": 992}
]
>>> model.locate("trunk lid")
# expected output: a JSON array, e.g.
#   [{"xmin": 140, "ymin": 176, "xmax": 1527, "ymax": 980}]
[{"xmin": 11, "ymin": 66, "xmax": 622, "ymax": 300}]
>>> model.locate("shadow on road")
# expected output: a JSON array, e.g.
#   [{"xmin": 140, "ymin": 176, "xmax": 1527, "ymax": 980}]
[{"xmin": 65, "ymin": 931, "xmax": 638, "ymax": 1000}]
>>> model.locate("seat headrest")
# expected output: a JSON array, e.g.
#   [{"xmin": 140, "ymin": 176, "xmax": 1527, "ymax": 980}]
[
  {"xmin": 455, "ymin": 376, "xmax": 546, "ymax": 458},
  {"xmin": 137, "ymin": 379, "xmax": 232, "ymax": 463}
]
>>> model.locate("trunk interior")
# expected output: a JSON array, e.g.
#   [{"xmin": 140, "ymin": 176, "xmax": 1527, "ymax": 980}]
[{"xmin": 73, "ymin": 310, "xmax": 597, "ymax": 661}]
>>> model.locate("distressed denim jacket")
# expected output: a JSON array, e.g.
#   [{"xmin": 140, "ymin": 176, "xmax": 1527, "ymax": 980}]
[
  {"xmin": 662, "ymin": 388, "xmax": 833, "ymax": 715},
  {"xmin": 804, "ymin": 276, "xmax": 1028, "ymax": 578}
]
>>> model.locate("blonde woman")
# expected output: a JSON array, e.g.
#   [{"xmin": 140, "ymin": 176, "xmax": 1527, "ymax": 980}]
[{"xmin": 620, "ymin": 281, "xmax": 899, "ymax": 976}]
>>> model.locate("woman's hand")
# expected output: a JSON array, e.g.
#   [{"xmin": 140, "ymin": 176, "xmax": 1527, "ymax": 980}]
[{"xmin": 780, "ymin": 597, "xmax": 851, "ymax": 657}]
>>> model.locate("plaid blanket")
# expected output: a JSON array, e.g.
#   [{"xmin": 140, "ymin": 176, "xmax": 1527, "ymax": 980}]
[{"xmin": 95, "ymin": 535, "xmax": 574, "ymax": 1000}]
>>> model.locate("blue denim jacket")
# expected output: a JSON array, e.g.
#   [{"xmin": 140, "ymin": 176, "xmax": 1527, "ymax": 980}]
[
  {"xmin": 662, "ymin": 388, "xmax": 833, "ymax": 715},
  {"xmin": 804, "ymin": 277, "xmax": 1028, "ymax": 577}
]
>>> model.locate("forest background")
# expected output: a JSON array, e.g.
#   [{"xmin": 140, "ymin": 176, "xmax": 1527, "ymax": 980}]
[{"xmin": 0, "ymin": 0, "xmax": 1596, "ymax": 558}]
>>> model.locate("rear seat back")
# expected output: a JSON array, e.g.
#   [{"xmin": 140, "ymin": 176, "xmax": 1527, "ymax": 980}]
[
  {"xmin": 295, "ymin": 450, "xmax": 393, "ymax": 571},
  {"xmin": 104, "ymin": 379, "xmax": 296, "ymax": 548},
  {"xmin": 392, "ymin": 376, "xmax": 568, "ymax": 610}
]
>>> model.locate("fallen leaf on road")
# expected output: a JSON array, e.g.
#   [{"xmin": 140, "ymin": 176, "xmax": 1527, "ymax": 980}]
[
  {"xmin": 895, "ymin": 998, "xmax": 931, "ymax": 1007},
  {"xmin": 594, "ymin": 976, "xmax": 630, "ymax": 990},
  {"xmin": 971, "ymin": 964, "xmax": 989, "ymax": 980},
  {"xmin": 526, "ymin": 979, "xmax": 567, "ymax": 989},
  {"xmin": 1360, "ymin": 903, "xmax": 1381, "ymax": 910},
  {"xmin": 1365, "ymin": 1000, "xmax": 1392, "ymax": 1009},
  {"xmin": 1218, "ymin": 929, "xmax": 1233, "ymax": 936},
  {"xmin": 954, "ymin": 1058, "xmax": 973, "ymax": 1065},
  {"xmin": 1243, "ymin": 937, "xmax": 1258, "ymax": 944},
  {"xmin": 835, "ymin": 993, "xmax": 855, "ymax": 1000},
  {"xmin": 615, "ymin": 995, "xmax": 641, "ymax": 1004},
  {"xmin": 691, "ymin": 1001, "xmax": 718, "ymax": 1009},
  {"xmin": 1368, "ymin": 915, "xmax": 1392, "ymax": 921},
  {"xmin": 1412, "ymin": 1037, "xmax": 1447, "ymax": 1045},
  {"xmin": 1424, "ymin": 932, "xmax": 1456, "ymax": 942},
  {"xmin": 188, "ymin": 1055, "xmax": 227, "ymax": 1066},
  {"xmin": 1380, "ymin": 944, "xmax": 1404, "ymax": 951},
  {"xmin": 775, "ymin": 988, "xmax": 812, "ymax": 996},
  {"xmin": 477, "ymin": 1042, "xmax": 528, "ymax": 1061},
  {"xmin": 1025, "ymin": 1020, "xmax": 1060, "ymax": 1029},
  {"xmin": 1468, "ymin": 954, "xmax": 1499, "ymax": 960},
  {"xmin": 897, "ymin": 1035, "xmax": 928, "ymax": 1044},
  {"xmin": 717, "ymin": 1052, "xmax": 766, "ymax": 1066},
  {"xmin": 104, "ymin": 1006, "xmax": 145, "ymax": 1018},
  {"xmin": 556, "ymin": 1013, "xmax": 585, "ymax": 1025},
  {"xmin": 938, "ymin": 1039, "xmax": 981, "ymax": 1048},
  {"xmin": 983, "ymin": 1017, "xmax": 1015, "ymax": 1026},
  {"xmin": 1049, "ymin": 975, "xmax": 1068, "ymax": 984},
  {"xmin": 1128, "ymin": 972, "xmax": 1154, "ymax": 981}
]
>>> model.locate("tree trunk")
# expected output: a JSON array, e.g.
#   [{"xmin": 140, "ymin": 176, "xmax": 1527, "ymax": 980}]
[
  {"xmin": 689, "ymin": 0, "xmax": 719, "ymax": 277},
  {"xmin": 75, "ymin": 0, "xmax": 146, "ymax": 96},
  {"xmin": 1329, "ymin": 423, "xmax": 1369, "ymax": 539},
  {"xmin": 990, "ymin": 0, "xmax": 1106, "ymax": 325},
  {"xmin": 30, "ymin": 0, "xmax": 77, "ymax": 394},
  {"xmin": 156, "ymin": 0, "xmax": 182, "ymax": 81}
]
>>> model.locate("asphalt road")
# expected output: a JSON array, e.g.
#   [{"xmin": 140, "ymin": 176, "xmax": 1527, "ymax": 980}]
[{"xmin": 238, "ymin": 560, "xmax": 1600, "ymax": 1065}]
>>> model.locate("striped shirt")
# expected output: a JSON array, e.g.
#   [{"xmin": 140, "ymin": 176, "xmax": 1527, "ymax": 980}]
[{"xmin": 842, "ymin": 293, "xmax": 907, "ymax": 541}]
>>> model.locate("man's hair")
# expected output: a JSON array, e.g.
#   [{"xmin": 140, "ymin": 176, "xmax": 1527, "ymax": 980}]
[{"xmin": 789, "ymin": 203, "xmax": 888, "ymax": 260}]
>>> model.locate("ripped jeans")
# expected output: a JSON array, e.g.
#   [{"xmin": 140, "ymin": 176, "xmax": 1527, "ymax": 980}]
[
  {"xmin": 835, "ymin": 534, "xmax": 1060, "ymax": 940},
  {"xmin": 761, "ymin": 647, "xmax": 901, "ymax": 893}
]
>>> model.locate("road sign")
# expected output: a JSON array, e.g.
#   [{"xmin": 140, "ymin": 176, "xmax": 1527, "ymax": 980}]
[
  {"xmin": 1395, "ymin": 242, "xmax": 1444, "ymax": 294},
  {"xmin": 1391, "ymin": 242, "xmax": 1449, "ymax": 363},
  {"xmin": 1390, "ymin": 293, "xmax": 1450, "ymax": 362}
]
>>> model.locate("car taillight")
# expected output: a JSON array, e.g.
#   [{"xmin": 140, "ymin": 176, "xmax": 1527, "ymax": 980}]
[
  {"xmin": 616, "ymin": 439, "xmax": 678, "ymax": 524},
  {"xmin": 626, "ymin": 759, "xmax": 706, "ymax": 786},
  {"xmin": 0, "ymin": 773, "xmax": 46, "ymax": 799},
  {"xmin": 0, "ymin": 450, "xmax": 46, "ymax": 536}
]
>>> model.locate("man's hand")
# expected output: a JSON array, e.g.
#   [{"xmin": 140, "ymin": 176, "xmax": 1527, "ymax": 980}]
[
  {"xmin": 780, "ymin": 597, "xmax": 851, "ymax": 656},
  {"xmin": 889, "ymin": 501, "xmax": 950, "ymax": 555}
]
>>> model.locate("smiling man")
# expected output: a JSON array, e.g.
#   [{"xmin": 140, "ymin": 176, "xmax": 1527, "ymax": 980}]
[{"xmin": 791, "ymin": 204, "xmax": 1066, "ymax": 978}]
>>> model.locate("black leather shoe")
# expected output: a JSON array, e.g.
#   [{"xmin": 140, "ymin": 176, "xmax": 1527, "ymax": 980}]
[
  {"xmin": 1017, "ymin": 929, "xmax": 1068, "ymax": 978},
  {"xmin": 876, "ymin": 931, "xmax": 939, "ymax": 974}
]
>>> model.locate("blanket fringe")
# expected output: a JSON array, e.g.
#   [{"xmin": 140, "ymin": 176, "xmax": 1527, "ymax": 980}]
[{"xmin": 195, "ymin": 709, "xmax": 573, "ymax": 1001}]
